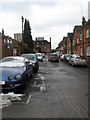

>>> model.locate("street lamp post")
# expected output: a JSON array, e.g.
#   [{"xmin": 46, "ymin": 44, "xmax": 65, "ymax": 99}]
[{"xmin": 21, "ymin": 16, "xmax": 24, "ymax": 54}]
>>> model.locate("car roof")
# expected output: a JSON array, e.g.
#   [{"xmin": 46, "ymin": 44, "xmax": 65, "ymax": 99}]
[
  {"xmin": 22, "ymin": 54, "xmax": 36, "ymax": 56},
  {"xmin": 2, "ymin": 56, "xmax": 26, "ymax": 61}
]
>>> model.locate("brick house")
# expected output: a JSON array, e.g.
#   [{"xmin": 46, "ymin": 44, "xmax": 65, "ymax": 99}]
[
  {"xmin": 72, "ymin": 26, "xmax": 82, "ymax": 54},
  {"xmin": 0, "ymin": 29, "xmax": 21, "ymax": 59},
  {"xmin": 34, "ymin": 37, "xmax": 51, "ymax": 54},
  {"xmin": 78, "ymin": 18, "xmax": 90, "ymax": 57},
  {"xmin": 62, "ymin": 37, "xmax": 67, "ymax": 54},
  {"xmin": 67, "ymin": 33, "xmax": 74, "ymax": 54}
]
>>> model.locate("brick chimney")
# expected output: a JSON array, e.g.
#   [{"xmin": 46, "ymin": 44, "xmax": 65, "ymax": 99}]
[
  {"xmin": 50, "ymin": 37, "xmax": 51, "ymax": 50},
  {"xmin": 82, "ymin": 16, "xmax": 86, "ymax": 25},
  {"xmin": 2, "ymin": 28, "xmax": 4, "ymax": 39}
]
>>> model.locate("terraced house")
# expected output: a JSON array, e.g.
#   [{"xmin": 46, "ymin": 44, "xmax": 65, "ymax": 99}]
[
  {"xmin": 56, "ymin": 17, "xmax": 90, "ymax": 57},
  {"xmin": 67, "ymin": 33, "xmax": 74, "ymax": 54},
  {"xmin": 72, "ymin": 26, "xmax": 82, "ymax": 54},
  {"xmin": 78, "ymin": 18, "xmax": 90, "ymax": 57}
]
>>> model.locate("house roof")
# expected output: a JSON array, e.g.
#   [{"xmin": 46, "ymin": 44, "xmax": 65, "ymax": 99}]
[
  {"xmin": 73, "ymin": 26, "xmax": 82, "ymax": 32},
  {"xmin": 34, "ymin": 40, "xmax": 50, "ymax": 45},
  {"xmin": 68, "ymin": 33, "xmax": 74, "ymax": 41},
  {"xmin": 79, "ymin": 19, "xmax": 90, "ymax": 31}
]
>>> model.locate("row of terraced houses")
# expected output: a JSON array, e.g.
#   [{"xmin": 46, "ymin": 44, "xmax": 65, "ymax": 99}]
[{"xmin": 56, "ymin": 17, "xmax": 90, "ymax": 58}]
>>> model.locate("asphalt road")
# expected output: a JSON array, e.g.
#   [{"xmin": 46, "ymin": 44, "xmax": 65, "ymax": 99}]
[{"xmin": 2, "ymin": 56, "xmax": 88, "ymax": 118}]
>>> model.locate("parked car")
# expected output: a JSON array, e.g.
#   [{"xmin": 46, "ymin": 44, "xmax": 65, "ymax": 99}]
[
  {"xmin": 42, "ymin": 53, "xmax": 45, "ymax": 58},
  {"xmin": 63, "ymin": 54, "xmax": 71, "ymax": 63},
  {"xmin": 55, "ymin": 52, "xmax": 60, "ymax": 59},
  {"xmin": 60, "ymin": 54, "xmax": 65, "ymax": 61},
  {"xmin": 21, "ymin": 54, "xmax": 39, "ymax": 73},
  {"xmin": 48, "ymin": 53, "xmax": 59, "ymax": 62},
  {"xmin": 0, "ymin": 56, "xmax": 33, "ymax": 93},
  {"xmin": 35, "ymin": 53, "xmax": 43, "ymax": 62},
  {"xmin": 68, "ymin": 54, "xmax": 87, "ymax": 67},
  {"xmin": 48, "ymin": 53, "xmax": 52, "ymax": 61}
]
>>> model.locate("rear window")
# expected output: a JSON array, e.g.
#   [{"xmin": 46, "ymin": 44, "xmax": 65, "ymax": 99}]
[
  {"xmin": 80, "ymin": 56, "xmax": 86, "ymax": 59},
  {"xmin": 76, "ymin": 57, "xmax": 80, "ymax": 59},
  {"xmin": 51, "ymin": 54, "xmax": 58, "ymax": 56}
]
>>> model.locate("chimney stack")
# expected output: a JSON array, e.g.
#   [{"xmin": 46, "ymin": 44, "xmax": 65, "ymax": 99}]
[
  {"xmin": 82, "ymin": 16, "xmax": 86, "ymax": 25},
  {"xmin": 50, "ymin": 37, "xmax": 51, "ymax": 50},
  {"xmin": 2, "ymin": 28, "xmax": 4, "ymax": 39}
]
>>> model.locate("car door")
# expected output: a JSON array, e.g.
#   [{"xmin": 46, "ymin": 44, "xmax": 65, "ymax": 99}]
[{"xmin": 69, "ymin": 55, "xmax": 74, "ymax": 64}]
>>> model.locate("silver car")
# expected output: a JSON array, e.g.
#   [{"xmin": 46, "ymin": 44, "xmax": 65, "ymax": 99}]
[{"xmin": 68, "ymin": 54, "xmax": 87, "ymax": 67}]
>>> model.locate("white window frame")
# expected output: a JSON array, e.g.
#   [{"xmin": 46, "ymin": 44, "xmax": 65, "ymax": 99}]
[
  {"xmin": 80, "ymin": 47, "xmax": 83, "ymax": 55},
  {"xmin": 4, "ymin": 39, "xmax": 6, "ymax": 43},
  {"xmin": 7, "ymin": 39, "xmax": 10, "ymax": 43},
  {"xmin": 86, "ymin": 29, "xmax": 89, "ymax": 39},
  {"xmin": 10, "ymin": 40, "xmax": 12, "ymax": 44},
  {"xmin": 86, "ymin": 46, "xmax": 90, "ymax": 56},
  {"xmin": 80, "ymin": 32, "xmax": 82, "ymax": 40},
  {"xmin": 7, "ymin": 45, "xmax": 10, "ymax": 48}
]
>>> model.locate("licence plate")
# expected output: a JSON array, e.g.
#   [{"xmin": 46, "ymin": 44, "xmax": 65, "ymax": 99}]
[
  {"xmin": 80, "ymin": 59, "xmax": 83, "ymax": 62},
  {"xmin": 0, "ymin": 81, "xmax": 5, "ymax": 85}
]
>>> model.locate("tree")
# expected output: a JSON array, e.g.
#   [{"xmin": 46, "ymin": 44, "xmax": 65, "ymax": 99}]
[{"xmin": 23, "ymin": 19, "xmax": 34, "ymax": 53}]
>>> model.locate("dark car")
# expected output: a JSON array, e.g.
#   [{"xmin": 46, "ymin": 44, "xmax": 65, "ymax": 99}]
[
  {"xmin": 0, "ymin": 56, "xmax": 33, "ymax": 93},
  {"xmin": 48, "ymin": 53, "xmax": 59, "ymax": 62},
  {"xmin": 21, "ymin": 54, "xmax": 39, "ymax": 73}
]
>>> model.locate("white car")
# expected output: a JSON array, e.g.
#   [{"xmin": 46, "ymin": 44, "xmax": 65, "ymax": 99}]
[
  {"xmin": 68, "ymin": 54, "xmax": 87, "ymax": 67},
  {"xmin": 35, "ymin": 53, "xmax": 43, "ymax": 62}
]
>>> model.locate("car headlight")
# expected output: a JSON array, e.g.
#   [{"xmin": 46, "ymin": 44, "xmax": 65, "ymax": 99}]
[
  {"xmin": 33, "ymin": 63, "xmax": 35, "ymax": 66},
  {"xmin": 8, "ymin": 75, "xmax": 13, "ymax": 80},
  {"xmin": 15, "ymin": 75, "xmax": 22, "ymax": 80}
]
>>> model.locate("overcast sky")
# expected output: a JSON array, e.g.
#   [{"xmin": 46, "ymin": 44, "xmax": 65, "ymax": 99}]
[{"xmin": 0, "ymin": 0, "xmax": 89, "ymax": 49}]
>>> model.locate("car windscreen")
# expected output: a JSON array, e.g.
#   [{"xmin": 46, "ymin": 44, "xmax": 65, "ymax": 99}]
[
  {"xmin": 36, "ymin": 54, "xmax": 42, "ymax": 57},
  {"xmin": 80, "ymin": 56, "xmax": 86, "ymax": 59},
  {"xmin": 76, "ymin": 56, "xmax": 80, "ymax": 59},
  {"xmin": 0, "ymin": 58, "xmax": 18, "ymax": 62},
  {"xmin": 65, "ymin": 54, "xmax": 70, "ymax": 57},
  {"xmin": 22, "ymin": 55, "xmax": 36, "ymax": 60}
]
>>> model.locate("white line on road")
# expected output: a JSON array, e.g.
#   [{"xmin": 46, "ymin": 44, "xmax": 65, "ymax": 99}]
[{"xmin": 26, "ymin": 94, "xmax": 31, "ymax": 104}]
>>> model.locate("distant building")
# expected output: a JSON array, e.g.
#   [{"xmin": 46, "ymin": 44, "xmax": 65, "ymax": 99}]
[
  {"xmin": 72, "ymin": 26, "xmax": 82, "ymax": 54},
  {"xmin": 88, "ymin": 1, "xmax": 90, "ymax": 19},
  {"xmin": 0, "ymin": 29, "xmax": 21, "ymax": 59},
  {"xmin": 67, "ymin": 33, "xmax": 74, "ymax": 54},
  {"xmin": 36, "ymin": 37, "xmax": 44, "ymax": 41},
  {"xmin": 62, "ymin": 37, "xmax": 67, "ymax": 54},
  {"xmin": 34, "ymin": 37, "xmax": 51, "ymax": 53},
  {"xmin": 14, "ymin": 33, "xmax": 22, "ymax": 42}
]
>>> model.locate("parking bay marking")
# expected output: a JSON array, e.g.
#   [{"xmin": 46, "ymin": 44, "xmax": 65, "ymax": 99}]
[{"xmin": 26, "ymin": 94, "xmax": 32, "ymax": 104}]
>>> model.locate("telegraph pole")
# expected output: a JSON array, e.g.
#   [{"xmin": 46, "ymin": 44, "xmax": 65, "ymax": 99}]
[{"xmin": 21, "ymin": 16, "xmax": 24, "ymax": 54}]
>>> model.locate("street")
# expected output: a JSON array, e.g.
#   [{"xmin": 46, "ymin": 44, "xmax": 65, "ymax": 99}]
[{"xmin": 2, "ymin": 56, "xmax": 88, "ymax": 118}]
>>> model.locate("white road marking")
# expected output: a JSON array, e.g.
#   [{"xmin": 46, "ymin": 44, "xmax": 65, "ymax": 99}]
[{"xmin": 26, "ymin": 94, "xmax": 31, "ymax": 104}]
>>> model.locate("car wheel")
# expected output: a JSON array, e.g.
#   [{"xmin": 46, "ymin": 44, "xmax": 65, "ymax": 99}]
[
  {"xmin": 35, "ymin": 68, "xmax": 38, "ymax": 73},
  {"xmin": 23, "ymin": 79, "xmax": 27, "ymax": 89}
]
